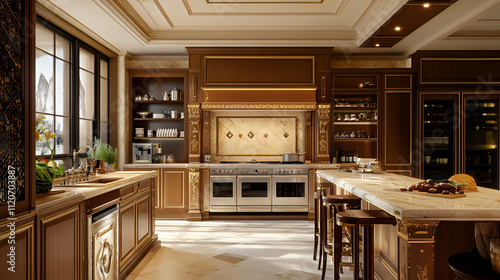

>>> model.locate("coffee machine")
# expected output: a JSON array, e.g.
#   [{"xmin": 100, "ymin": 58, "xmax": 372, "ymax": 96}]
[{"xmin": 132, "ymin": 143, "xmax": 161, "ymax": 163}]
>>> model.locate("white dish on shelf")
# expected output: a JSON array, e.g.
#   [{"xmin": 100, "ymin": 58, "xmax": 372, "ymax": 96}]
[{"xmin": 152, "ymin": 113, "xmax": 165, "ymax": 118}]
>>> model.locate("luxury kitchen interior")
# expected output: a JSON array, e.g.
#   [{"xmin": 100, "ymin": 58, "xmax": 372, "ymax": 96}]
[{"xmin": 3, "ymin": 0, "xmax": 500, "ymax": 279}]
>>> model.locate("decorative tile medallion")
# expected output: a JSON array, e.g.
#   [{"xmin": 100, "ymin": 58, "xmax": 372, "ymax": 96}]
[
  {"xmin": 264, "ymin": 133, "xmax": 268, "ymax": 138},
  {"xmin": 226, "ymin": 131, "xmax": 233, "ymax": 139},
  {"xmin": 247, "ymin": 131, "xmax": 254, "ymax": 139},
  {"xmin": 284, "ymin": 132, "xmax": 289, "ymax": 138}
]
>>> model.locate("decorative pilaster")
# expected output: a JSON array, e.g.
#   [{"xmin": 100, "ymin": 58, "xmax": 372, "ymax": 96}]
[
  {"xmin": 188, "ymin": 104, "xmax": 201, "ymax": 163},
  {"xmin": 187, "ymin": 168, "xmax": 202, "ymax": 221},
  {"xmin": 397, "ymin": 220, "xmax": 439, "ymax": 280},
  {"xmin": 317, "ymin": 104, "xmax": 331, "ymax": 163}
]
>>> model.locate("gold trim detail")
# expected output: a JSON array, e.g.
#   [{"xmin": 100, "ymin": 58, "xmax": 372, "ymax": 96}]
[
  {"xmin": 397, "ymin": 220, "xmax": 439, "ymax": 240},
  {"xmin": 416, "ymin": 264, "xmax": 428, "ymax": 280},
  {"xmin": 202, "ymin": 103, "xmax": 317, "ymax": 110},
  {"xmin": 188, "ymin": 105, "xmax": 201, "ymax": 156},
  {"xmin": 317, "ymin": 105, "xmax": 330, "ymax": 155},
  {"xmin": 189, "ymin": 169, "xmax": 200, "ymax": 209},
  {"xmin": 321, "ymin": 75, "xmax": 326, "ymax": 101},
  {"xmin": 192, "ymin": 74, "xmax": 198, "ymax": 102},
  {"xmin": 188, "ymin": 104, "xmax": 201, "ymax": 118}
]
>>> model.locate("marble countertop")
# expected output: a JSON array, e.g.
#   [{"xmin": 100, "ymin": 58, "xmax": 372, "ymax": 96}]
[
  {"xmin": 316, "ymin": 170, "xmax": 500, "ymax": 221},
  {"xmin": 36, "ymin": 171, "xmax": 157, "ymax": 212},
  {"xmin": 124, "ymin": 163, "xmax": 340, "ymax": 169}
]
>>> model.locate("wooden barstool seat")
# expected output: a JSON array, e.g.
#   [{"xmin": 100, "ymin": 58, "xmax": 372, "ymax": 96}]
[
  {"xmin": 320, "ymin": 195, "xmax": 361, "ymax": 280},
  {"xmin": 336, "ymin": 210, "xmax": 397, "ymax": 280}
]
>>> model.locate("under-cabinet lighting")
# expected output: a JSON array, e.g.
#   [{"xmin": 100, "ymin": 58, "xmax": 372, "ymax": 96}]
[
  {"xmin": 395, "ymin": 26, "xmax": 401, "ymax": 31},
  {"xmin": 375, "ymin": 44, "xmax": 380, "ymax": 47},
  {"xmin": 423, "ymin": 3, "xmax": 430, "ymax": 8}
]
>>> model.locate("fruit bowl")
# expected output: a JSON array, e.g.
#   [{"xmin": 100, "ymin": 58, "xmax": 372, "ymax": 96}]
[{"xmin": 137, "ymin": 111, "xmax": 151, "ymax": 118}]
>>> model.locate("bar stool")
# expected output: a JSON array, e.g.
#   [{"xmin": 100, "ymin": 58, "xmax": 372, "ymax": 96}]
[
  {"xmin": 336, "ymin": 210, "xmax": 397, "ymax": 280},
  {"xmin": 313, "ymin": 189, "xmax": 327, "ymax": 261},
  {"xmin": 321, "ymin": 195, "xmax": 361, "ymax": 280}
]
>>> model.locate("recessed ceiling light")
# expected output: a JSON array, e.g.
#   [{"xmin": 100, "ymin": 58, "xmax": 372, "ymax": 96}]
[
  {"xmin": 375, "ymin": 44, "xmax": 380, "ymax": 47},
  {"xmin": 423, "ymin": 3, "xmax": 430, "ymax": 8},
  {"xmin": 395, "ymin": 26, "xmax": 401, "ymax": 31}
]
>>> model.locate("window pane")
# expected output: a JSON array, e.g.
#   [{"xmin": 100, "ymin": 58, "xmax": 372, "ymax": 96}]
[
  {"xmin": 55, "ymin": 35, "xmax": 71, "ymax": 61},
  {"xmin": 100, "ymin": 78, "xmax": 108, "ymax": 121},
  {"xmin": 55, "ymin": 117, "xmax": 70, "ymax": 155},
  {"xmin": 79, "ymin": 48, "xmax": 94, "ymax": 73},
  {"xmin": 36, "ymin": 50, "xmax": 54, "ymax": 114},
  {"xmin": 100, "ymin": 59, "xmax": 108, "ymax": 78},
  {"xmin": 35, "ymin": 114, "xmax": 54, "ymax": 156},
  {"xmin": 55, "ymin": 59, "xmax": 71, "ymax": 116},
  {"xmin": 79, "ymin": 119, "xmax": 93, "ymax": 148},
  {"xmin": 100, "ymin": 121, "xmax": 108, "ymax": 143},
  {"xmin": 79, "ymin": 69, "xmax": 95, "ymax": 119},
  {"xmin": 36, "ymin": 24, "xmax": 54, "ymax": 54}
]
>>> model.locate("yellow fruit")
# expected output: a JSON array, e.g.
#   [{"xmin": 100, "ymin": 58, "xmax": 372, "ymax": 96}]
[
  {"xmin": 50, "ymin": 133, "xmax": 57, "ymax": 138},
  {"xmin": 44, "ymin": 130, "xmax": 51, "ymax": 140},
  {"xmin": 48, "ymin": 160, "xmax": 57, "ymax": 169}
]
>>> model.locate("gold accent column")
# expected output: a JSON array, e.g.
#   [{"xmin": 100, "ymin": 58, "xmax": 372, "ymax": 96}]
[
  {"xmin": 188, "ymin": 104, "xmax": 201, "ymax": 163},
  {"xmin": 398, "ymin": 220, "xmax": 439, "ymax": 280},
  {"xmin": 187, "ymin": 168, "xmax": 202, "ymax": 221},
  {"xmin": 317, "ymin": 104, "xmax": 331, "ymax": 163}
]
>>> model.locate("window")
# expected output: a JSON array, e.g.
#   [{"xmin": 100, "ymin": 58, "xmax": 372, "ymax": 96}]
[{"xmin": 35, "ymin": 18, "xmax": 109, "ymax": 163}]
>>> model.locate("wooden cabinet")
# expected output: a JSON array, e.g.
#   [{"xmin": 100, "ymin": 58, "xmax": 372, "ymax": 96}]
[
  {"xmin": 381, "ymin": 74, "xmax": 414, "ymax": 176},
  {"xmin": 119, "ymin": 179, "xmax": 154, "ymax": 275},
  {"xmin": 37, "ymin": 204, "xmax": 81, "ymax": 280},
  {"xmin": 129, "ymin": 70, "xmax": 189, "ymax": 163},
  {"xmin": 0, "ymin": 213, "xmax": 36, "ymax": 280},
  {"xmin": 157, "ymin": 168, "xmax": 189, "ymax": 218}
]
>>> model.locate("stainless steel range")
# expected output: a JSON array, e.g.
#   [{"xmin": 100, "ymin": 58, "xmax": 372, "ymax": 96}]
[{"xmin": 209, "ymin": 163, "xmax": 309, "ymax": 212}]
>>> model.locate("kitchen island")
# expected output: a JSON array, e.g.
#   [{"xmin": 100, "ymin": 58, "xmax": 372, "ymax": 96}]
[{"xmin": 316, "ymin": 170, "xmax": 500, "ymax": 280}]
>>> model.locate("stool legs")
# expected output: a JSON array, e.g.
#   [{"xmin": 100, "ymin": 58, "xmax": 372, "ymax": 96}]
[
  {"xmin": 313, "ymin": 195, "xmax": 319, "ymax": 260},
  {"xmin": 363, "ymin": 225, "xmax": 374, "ymax": 280},
  {"xmin": 333, "ymin": 205, "xmax": 343, "ymax": 280},
  {"xmin": 352, "ymin": 224, "xmax": 360, "ymax": 280}
]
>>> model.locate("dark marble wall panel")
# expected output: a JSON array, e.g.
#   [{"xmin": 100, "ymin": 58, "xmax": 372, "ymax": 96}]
[{"xmin": 0, "ymin": 0, "xmax": 25, "ymax": 205}]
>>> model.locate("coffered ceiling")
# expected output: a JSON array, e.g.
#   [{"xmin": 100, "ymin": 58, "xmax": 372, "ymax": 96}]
[{"xmin": 37, "ymin": 0, "xmax": 500, "ymax": 57}]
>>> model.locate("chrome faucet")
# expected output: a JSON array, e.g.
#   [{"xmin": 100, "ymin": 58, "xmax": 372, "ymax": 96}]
[{"xmin": 73, "ymin": 145, "xmax": 94, "ymax": 169}]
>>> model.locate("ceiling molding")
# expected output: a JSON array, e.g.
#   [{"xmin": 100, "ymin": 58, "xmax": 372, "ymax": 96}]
[
  {"xmin": 183, "ymin": 0, "xmax": 346, "ymax": 16},
  {"xmin": 37, "ymin": 0, "xmax": 120, "ymax": 56},
  {"xmin": 93, "ymin": 0, "xmax": 151, "ymax": 44},
  {"xmin": 353, "ymin": 0, "xmax": 405, "ymax": 45},
  {"xmin": 154, "ymin": 0, "xmax": 175, "ymax": 28},
  {"xmin": 148, "ymin": 29, "xmax": 356, "ymax": 41}
]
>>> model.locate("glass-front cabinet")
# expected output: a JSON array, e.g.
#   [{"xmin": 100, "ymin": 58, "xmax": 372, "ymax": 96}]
[
  {"xmin": 420, "ymin": 94, "xmax": 458, "ymax": 181},
  {"xmin": 419, "ymin": 92, "xmax": 499, "ymax": 189},
  {"xmin": 464, "ymin": 95, "xmax": 499, "ymax": 189}
]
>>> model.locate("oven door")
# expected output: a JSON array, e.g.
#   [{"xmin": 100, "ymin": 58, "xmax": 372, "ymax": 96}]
[
  {"xmin": 237, "ymin": 175, "xmax": 272, "ymax": 212},
  {"xmin": 210, "ymin": 175, "xmax": 237, "ymax": 212},
  {"xmin": 272, "ymin": 175, "xmax": 308, "ymax": 212}
]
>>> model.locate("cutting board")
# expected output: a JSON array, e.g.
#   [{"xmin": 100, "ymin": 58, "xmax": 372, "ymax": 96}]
[{"xmin": 383, "ymin": 188, "xmax": 466, "ymax": 199}]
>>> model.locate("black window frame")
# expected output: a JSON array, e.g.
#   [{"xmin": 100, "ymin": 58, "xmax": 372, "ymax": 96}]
[{"xmin": 36, "ymin": 15, "xmax": 109, "ymax": 162}]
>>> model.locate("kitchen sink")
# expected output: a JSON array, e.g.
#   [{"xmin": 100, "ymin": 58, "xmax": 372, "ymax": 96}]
[
  {"xmin": 55, "ymin": 177, "xmax": 124, "ymax": 187},
  {"xmin": 84, "ymin": 177, "xmax": 123, "ymax": 184}
]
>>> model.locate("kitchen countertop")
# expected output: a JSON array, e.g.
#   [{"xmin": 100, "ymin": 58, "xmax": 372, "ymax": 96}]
[
  {"xmin": 124, "ymin": 163, "xmax": 340, "ymax": 169},
  {"xmin": 36, "ymin": 171, "xmax": 157, "ymax": 211},
  {"xmin": 316, "ymin": 170, "xmax": 500, "ymax": 221}
]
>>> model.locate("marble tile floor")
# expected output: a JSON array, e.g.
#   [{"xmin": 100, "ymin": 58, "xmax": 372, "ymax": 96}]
[{"xmin": 127, "ymin": 220, "xmax": 355, "ymax": 280}]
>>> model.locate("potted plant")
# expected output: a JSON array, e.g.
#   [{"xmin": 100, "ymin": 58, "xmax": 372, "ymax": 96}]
[
  {"xmin": 35, "ymin": 117, "xmax": 65, "ymax": 193},
  {"xmin": 87, "ymin": 137, "xmax": 118, "ymax": 173}
]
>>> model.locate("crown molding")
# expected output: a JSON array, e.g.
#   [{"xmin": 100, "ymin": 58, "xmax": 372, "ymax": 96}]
[
  {"xmin": 37, "ymin": 0, "xmax": 120, "ymax": 56},
  {"xmin": 353, "ymin": 0, "xmax": 405, "ymax": 46}
]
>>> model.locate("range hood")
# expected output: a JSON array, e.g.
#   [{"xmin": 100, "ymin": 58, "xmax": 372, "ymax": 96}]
[{"xmin": 201, "ymin": 87, "xmax": 317, "ymax": 111}]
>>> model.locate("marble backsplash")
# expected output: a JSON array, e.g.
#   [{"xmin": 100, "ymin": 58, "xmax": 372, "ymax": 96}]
[{"xmin": 210, "ymin": 111, "xmax": 304, "ymax": 162}]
